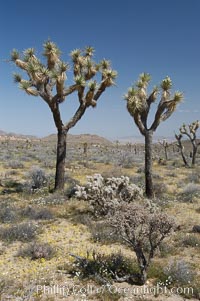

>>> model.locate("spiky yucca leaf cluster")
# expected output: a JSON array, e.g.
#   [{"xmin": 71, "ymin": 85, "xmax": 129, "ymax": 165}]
[
  {"xmin": 43, "ymin": 41, "xmax": 61, "ymax": 69},
  {"xmin": 99, "ymin": 59, "xmax": 110, "ymax": 70},
  {"xmin": 11, "ymin": 49, "xmax": 20, "ymax": 62},
  {"xmin": 13, "ymin": 73, "xmax": 22, "ymax": 83},
  {"xmin": 125, "ymin": 87, "xmax": 144, "ymax": 115},
  {"xmin": 70, "ymin": 46, "xmax": 117, "ymax": 88},
  {"xmin": 161, "ymin": 76, "xmax": 172, "ymax": 91},
  {"xmin": 11, "ymin": 41, "xmax": 66, "ymax": 97},
  {"xmin": 19, "ymin": 81, "xmax": 39, "ymax": 96},
  {"xmin": 11, "ymin": 41, "xmax": 117, "ymax": 108},
  {"xmin": 124, "ymin": 73, "xmax": 183, "ymax": 132},
  {"xmin": 124, "ymin": 73, "xmax": 152, "ymax": 117}
]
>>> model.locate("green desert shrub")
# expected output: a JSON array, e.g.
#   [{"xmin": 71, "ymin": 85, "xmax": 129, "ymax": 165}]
[
  {"xmin": 182, "ymin": 234, "xmax": 200, "ymax": 248},
  {"xmin": 68, "ymin": 251, "xmax": 139, "ymax": 284},
  {"xmin": 158, "ymin": 241, "xmax": 177, "ymax": 257}
]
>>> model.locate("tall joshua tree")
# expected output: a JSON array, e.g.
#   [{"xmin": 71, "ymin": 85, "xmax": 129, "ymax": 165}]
[
  {"xmin": 124, "ymin": 73, "xmax": 183, "ymax": 198},
  {"xmin": 179, "ymin": 121, "xmax": 200, "ymax": 166},
  {"xmin": 11, "ymin": 41, "xmax": 117, "ymax": 190}
]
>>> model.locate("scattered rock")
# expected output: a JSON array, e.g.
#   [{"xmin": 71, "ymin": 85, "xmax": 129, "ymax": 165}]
[{"xmin": 192, "ymin": 225, "xmax": 200, "ymax": 233}]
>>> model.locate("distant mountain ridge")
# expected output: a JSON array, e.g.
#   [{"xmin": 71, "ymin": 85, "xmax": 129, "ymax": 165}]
[
  {"xmin": 0, "ymin": 130, "xmax": 112, "ymax": 145},
  {"xmin": 43, "ymin": 133, "xmax": 112, "ymax": 145},
  {"xmin": 0, "ymin": 130, "xmax": 38, "ymax": 140},
  {"xmin": 0, "ymin": 130, "xmax": 199, "ymax": 146}
]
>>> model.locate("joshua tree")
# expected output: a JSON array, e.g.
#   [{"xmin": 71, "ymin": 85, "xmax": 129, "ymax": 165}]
[
  {"xmin": 83, "ymin": 142, "xmax": 88, "ymax": 155},
  {"xmin": 11, "ymin": 41, "xmax": 117, "ymax": 190},
  {"xmin": 109, "ymin": 202, "xmax": 175, "ymax": 284},
  {"xmin": 179, "ymin": 121, "xmax": 200, "ymax": 166},
  {"xmin": 124, "ymin": 73, "xmax": 183, "ymax": 198},
  {"xmin": 174, "ymin": 133, "xmax": 189, "ymax": 166},
  {"xmin": 158, "ymin": 139, "xmax": 171, "ymax": 160}
]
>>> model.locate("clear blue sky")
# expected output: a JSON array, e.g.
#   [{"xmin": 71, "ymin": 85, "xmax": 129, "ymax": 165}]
[{"xmin": 0, "ymin": 0, "xmax": 199, "ymax": 139}]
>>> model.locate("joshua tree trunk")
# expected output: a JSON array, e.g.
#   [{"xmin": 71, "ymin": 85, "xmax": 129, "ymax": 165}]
[
  {"xmin": 164, "ymin": 147, "xmax": 168, "ymax": 160},
  {"xmin": 181, "ymin": 149, "xmax": 189, "ymax": 167},
  {"xmin": 145, "ymin": 130, "xmax": 153, "ymax": 198},
  {"xmin": 192, "ymin": 143, "xmax": 197, "ymax": 166},
  {"xmin": 55, "ymin": 130, "xmax": 67, "ymax": 190}
]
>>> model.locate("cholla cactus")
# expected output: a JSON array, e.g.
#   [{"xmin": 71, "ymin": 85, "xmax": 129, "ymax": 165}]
[
  {"xmin": 109, "ymin": 202, "xmax": 175, "ymax": 284},
  {"xmin": 75, "ymin": 174, "xmax": 143, "ymax": 217},
  {"xmin": 11, "ymin": 42, "xmax": 117, "ymax": 190},
  {"xmin": 179, "ymin": 120, "xmax": 200, "ymax": 166},
  {"xmin": 124, "ymin": 74, "xmax": 183, "ymax": 198}
]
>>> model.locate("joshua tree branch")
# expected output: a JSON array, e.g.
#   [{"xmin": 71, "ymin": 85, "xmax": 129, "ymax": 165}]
[
  {"xmin": 49, "ymin": 103, "xmax": 64, "ymax": 130},
  {"xmin": 134, "ymin": 113, "xmax": 146, "ymax": 135},
  {"xmin": 63, "ymin": 84, "xmax": 79, "ymax": 97},
  {"xmin": 78, "ymin": 86, "xmax": 85, "ymax": 103},
  {"xmin": 147, "ymin": 91, "xmax": 156, "ymax": 105},
  {"xmin": 44, "ymin": 83, "xmax": 53, "ymax": 99},
  {"xmin": 63, "ymin": 103, "xmax": 87, "ymax": 132},
  {"xmin": 93, "ymin": 81, "xmax": 106, "ymax": 101},
  {"xmin": 180, "ymin": 129, "xmax": 194, "ymax": 142},
  {"xmin": 150, "ymin": 100, "xmax": 175, "ymax": 130}
]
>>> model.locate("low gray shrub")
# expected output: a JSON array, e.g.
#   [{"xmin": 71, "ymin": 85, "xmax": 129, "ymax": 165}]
[
  {"xmin": 179, "ymin": 183, "xmax": 200, "ymax": 202},
  {"xmin": 22, "ymin": 206, "xmax": 53, "ymax": 220},
  {"xmin": 27, "ymin": 166, "xmax": 49, "ymax": 190},
  {"xmin": 0, "ymin": 202, "xmax": 19, "ymax": 223},
  {"xmin": 164, "ymin": 260, "xmax": 195, "ymax": 285},
  {"xmin": 18, "ymin": 242, "xmax": 55, "ymax": 260},
  {"xmin": 182, "ymin": 235, "xmax": 200, "ymax": 247},
  {"xmin": 0, "ymin": 222, "xmax": 40, "ymax": 242}
]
